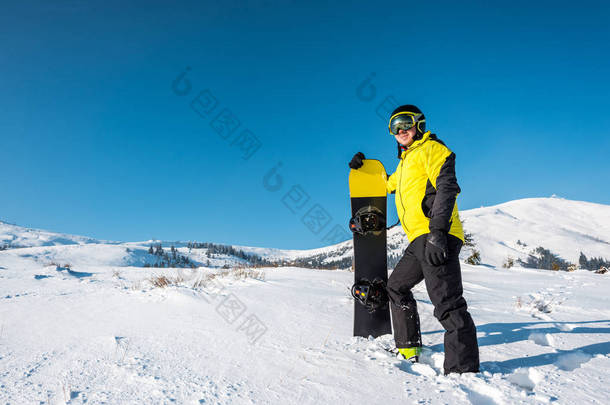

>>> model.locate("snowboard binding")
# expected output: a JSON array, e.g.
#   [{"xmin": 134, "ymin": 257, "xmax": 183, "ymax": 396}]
[
  {"xmin": 349, "ymin": 206, "xmax": 386, "ymax": 236},
  {"xmin": 351, "ymin": 278, "xmax": 389, "ymax": 313}
]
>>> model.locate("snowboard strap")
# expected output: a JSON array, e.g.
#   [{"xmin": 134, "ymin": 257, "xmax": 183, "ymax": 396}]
[
  {"xmin": 351, "ymin": 278, "xmax": 389, "ymax": 313},
  {"xmin": 349, "ymin": 206, "xmax": 386, "ymax": 236}
]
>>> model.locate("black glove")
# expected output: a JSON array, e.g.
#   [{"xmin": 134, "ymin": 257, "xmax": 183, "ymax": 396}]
[
  {"xmin": 425, "ymin": 230, "xmax": 448, "ymax": 266},
  {"xmin": 349, "ymin": 152, "xmax": 365, "ymax": 169}
]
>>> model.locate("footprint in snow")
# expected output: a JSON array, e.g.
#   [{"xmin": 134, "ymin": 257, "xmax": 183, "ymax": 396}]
[{"xmin": 55, "ymin": 266, "xmax": 93, "ymax": 278}]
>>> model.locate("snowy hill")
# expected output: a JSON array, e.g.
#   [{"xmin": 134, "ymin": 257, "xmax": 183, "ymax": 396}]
[
  {"xmin": 3, "ymin": 197, "xmax": 609, "ymax": 272},
  {"xmin": 1, "ymin": 197, "xmax": 610, "ymax": 403},
  {"xmin": 461, "ymin": 197, "xmax": 610, "ymax": 268},
  {"xmin": 0, "ymin": 220, "xmax": 104, "ymax": 249},
  {"xmin": 239, "ymin": 196, "xmax": 610, "ymax": 270}
]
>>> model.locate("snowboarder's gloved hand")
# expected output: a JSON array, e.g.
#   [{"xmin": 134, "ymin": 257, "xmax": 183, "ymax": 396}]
[
  {"xmin": 349, "ymin": 152, "xmax": 365, "ymax": 169},
  {"xmin": 425, "ymin": 230, "xmax": 448, "ymax": 266}
]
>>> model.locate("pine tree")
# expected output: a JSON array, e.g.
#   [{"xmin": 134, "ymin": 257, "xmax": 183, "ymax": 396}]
[{"xmin": 579, "ymin": 252, "xmax": 587, "ymax": 269}]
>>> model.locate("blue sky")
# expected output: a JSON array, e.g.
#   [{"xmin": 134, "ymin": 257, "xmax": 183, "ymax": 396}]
[{"xmin": 1, "ymin": 1, "xmax": 609, "ymax": 249}]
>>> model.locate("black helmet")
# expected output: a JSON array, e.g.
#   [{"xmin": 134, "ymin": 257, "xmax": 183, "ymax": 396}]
[
  {"xmin": 389, "ymin": 105, "xmax": 426, "ymax": 138},
  {"xmin": 390, "ymin": 105, "xmax": 426, "ymax": 158}
]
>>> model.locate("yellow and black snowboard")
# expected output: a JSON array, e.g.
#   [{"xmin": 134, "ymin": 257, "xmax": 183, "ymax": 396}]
[{"xmin": 349, "ymin": 159, "xmax": 392, "ymax": 338}]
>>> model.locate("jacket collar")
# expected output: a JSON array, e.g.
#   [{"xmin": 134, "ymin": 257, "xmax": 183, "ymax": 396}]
[{"xmin": 400, "ymin": 131, "xmax": 431, "ymax": 158}]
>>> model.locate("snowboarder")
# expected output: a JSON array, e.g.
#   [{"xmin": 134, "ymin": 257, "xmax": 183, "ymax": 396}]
[{"xmin": 349, "ymin": 104, "xmax": 480, "ymax": 375}]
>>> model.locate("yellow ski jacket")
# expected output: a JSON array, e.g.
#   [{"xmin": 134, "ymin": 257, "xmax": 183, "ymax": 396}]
[{"xmin": 386, "ymin": 131, "xmax": 465, "ymax": 243}]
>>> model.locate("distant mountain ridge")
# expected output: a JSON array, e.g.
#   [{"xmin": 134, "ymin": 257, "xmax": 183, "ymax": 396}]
[
  {"xmin": 0, "ymin": 220, "xmax": 104, "ymax": 248},
  {"xmin": 2, "ymin": 197, "xmax": 610, "ymax": 270}
]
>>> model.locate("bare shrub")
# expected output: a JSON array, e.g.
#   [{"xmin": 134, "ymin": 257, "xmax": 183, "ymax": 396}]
[
  {"xmin": 148, "ymin": 272, "xmax": 185, "ymax": 288},
  {"xmin": 515, "ymin": 294, "xmax": 564, "ymax": 314},
  {"xmin": 514, "ymin": 296, "xmax": 522, "ymax": 309},
  {"xmin": 62, "ymin": 380, "xmax": 71, "ymax": 403},
  {"xmin": 131, "ymin": 280, "xmax": 144, "ymax": 291},
  {"xmin": 191, "ymin": 266, "xmax": 266, "ymax": 289},
  {"xmin": 231, "ymin": 265, "xmax": 266, "ymax": 281},
  {"xmin": 149, "ymin": 275, "xmax": 171, "ymax": 288},
  {"xmin": 145, "ymin": 265, "xmax": 265, "ymax": 290}
]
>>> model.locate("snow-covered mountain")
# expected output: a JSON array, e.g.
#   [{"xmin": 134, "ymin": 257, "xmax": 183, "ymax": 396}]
[
  {"xmin": 274, "ymin": 196, "xmax": 610, "ymax": 270},
  {"xmin": 0, "ymin": 220, "xmax": 105, "ymax": 248},
  {"xmin": 461, "ymin": 197, "xmax": 610, "ymax": 268},
  {"xmin": 2, "ymin": 197, "xmax": 609, "ymax": 271}
]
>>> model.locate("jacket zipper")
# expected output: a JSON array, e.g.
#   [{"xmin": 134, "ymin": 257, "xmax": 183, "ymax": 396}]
[{"xmin": 397, "ymin": 138, "xmax": 429, "ymax": 234}]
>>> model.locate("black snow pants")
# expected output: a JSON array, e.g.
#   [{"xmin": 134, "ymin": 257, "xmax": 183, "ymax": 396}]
[{"xmin": 387, "ymin": 233, "xmax": 480, "ymax": 374}]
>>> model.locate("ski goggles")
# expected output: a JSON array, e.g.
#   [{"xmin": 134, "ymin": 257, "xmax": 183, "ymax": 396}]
[{"xmin": 388, "ymin": 112, "xmax": 424, "ymax": 135}]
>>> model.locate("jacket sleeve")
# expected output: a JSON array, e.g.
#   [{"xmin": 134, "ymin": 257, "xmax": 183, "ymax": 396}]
[
  {"xmin": 386, "ymin": 171, "xmax": 397, "ymax": 194},
  {"xmin": 424, "ymin": 144, "xmax": 461, "ymax": 233}
]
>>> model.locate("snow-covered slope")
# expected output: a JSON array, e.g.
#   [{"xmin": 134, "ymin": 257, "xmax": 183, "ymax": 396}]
[
  {"xmin": 238, "ymin": 196, "xmax": 610, "ymax": 270},
  {"xmin": 0, "ymin": 220, "xmax": 104, "ymax": 248},
  {"xmin": 0, "ymin": 258, "xmax": 608, "ymax": 403},
  {"xmin": 306, "ymin": 196, "xmax": 610, "ymax": 270},
  {"xmin": 461, "ymin": 197, "xmax": 610, "ymax": 267},
  {"xmin": 2, "ymin": 197, "xmax": 610, "ymax": 404}
]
